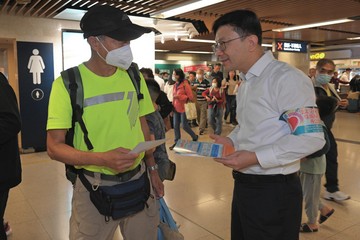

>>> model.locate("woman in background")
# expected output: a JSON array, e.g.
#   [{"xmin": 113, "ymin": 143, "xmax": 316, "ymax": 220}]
[
  {"xmin": 222, "ymin": 70, "xmax": 239, "ymax": 125},
  {"xmin": 203, "ymin": 78, "xmax": 225, "ymax": 135},
  {"xmin": 169, "ymin": 69, "xmax": 198, "ymax": 150}
]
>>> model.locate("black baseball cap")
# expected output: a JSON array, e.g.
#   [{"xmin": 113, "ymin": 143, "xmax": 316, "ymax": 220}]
[
  {"xmin": 346, "ymin": 68, "xmax": 352, "ymax": 71},
  {"xmin": 80, "ymin": 5, "xmax": 152, "ymax": 41}
]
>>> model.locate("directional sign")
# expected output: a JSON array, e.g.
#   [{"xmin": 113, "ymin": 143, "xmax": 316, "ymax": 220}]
[{"xmin": 276, "ymin": 40, "xmax": 308, "ymax": 53}]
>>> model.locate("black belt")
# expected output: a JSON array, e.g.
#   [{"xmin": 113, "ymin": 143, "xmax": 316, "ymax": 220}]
[
  {"xmin": 232, "ymin": 171, "xmax": 298, "ymax": 183},
  {"xmin": 82, "ymin": 165, "xmax": 141, "ymax": 182}
]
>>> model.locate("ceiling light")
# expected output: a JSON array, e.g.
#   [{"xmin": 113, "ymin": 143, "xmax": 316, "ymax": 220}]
[
  {"xmin": 155, "ymin": 49, "xmax": 170, "ymax": 52},
  {"xmin": 262, "ymin": 44, "xmax": 272, "ymax": 47},
  {"xmin": 181, "ymin": 51, "xmax": 213, "ymax": 54},
  {"xmin": 181, "ymin": 39, "xmax": 215, "ymax": 43},
  {"xmin": 151, "ymin": 0, "xmax": 226, "ymax": 19},
  {"xmin": 182, "ymin": 38, "xmax": 273, "ymax": 48},
  {"xmin": 80, "ymin": 1, "xmax": 90, "ymax": 7},
  {"xmin": 72, "ymin": 0, "xmax": 82, "ymax": 6},
  {"xmin": 272, "ymin": 18, "xmax": 354, "ymax": 32},
  {"xmin": 347, "ymin": 37, "xmax": 360, "ymax": 40},
  {"xmin": 87, "ymin": 1, "xmax": 99, "ymax": 8}
]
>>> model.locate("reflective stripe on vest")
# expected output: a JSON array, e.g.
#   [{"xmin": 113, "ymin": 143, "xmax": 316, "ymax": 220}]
[{"xmin": 84, "ymin": 92, "xmax": 125, "ymax": 108}]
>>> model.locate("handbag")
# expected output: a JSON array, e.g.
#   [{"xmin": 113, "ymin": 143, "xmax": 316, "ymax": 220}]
[
  {"xmin": 185, "ymin": 102, "xmax": 197, "ymax": 120},
  {"xmin": 158, "ymin": 198, "xmax": 184, "ymax": 240}
]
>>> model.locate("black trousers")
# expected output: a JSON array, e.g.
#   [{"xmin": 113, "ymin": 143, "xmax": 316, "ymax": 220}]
[
  {"xmin": 324, "ymin": 129, "xmax": 339, "ymax": 193},
  {"xmin": 224, "ymin": 95, "xmax": 236, "ymax": 123},
  {"xmin": 0, "ymin": 189, "xmax": 9, "ymax": 240},
  {"xmin": 231, "ymin": 172, "xmax": 302, "ymax": 240}
]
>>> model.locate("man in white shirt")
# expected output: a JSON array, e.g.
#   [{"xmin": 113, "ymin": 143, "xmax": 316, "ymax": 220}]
[
  {"xmin": 211, "ymin": 10, "xmax": 325, "ymax": 240},
  {"xmin": 308, "ymin": 67, "xmax": 316, "ymax": 85},
  {"xmin": 154, "ymin": 68, "xmax": 165, "ymax": 91}
]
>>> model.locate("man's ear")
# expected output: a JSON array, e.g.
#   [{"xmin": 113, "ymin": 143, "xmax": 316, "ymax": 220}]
[
  {"xmin": 246, "ymin": 35, "xmax": 259, "ymax": 52},
  {"xmin": 87, "ymin": 36, "xmax": 101, "ymax": 51}
]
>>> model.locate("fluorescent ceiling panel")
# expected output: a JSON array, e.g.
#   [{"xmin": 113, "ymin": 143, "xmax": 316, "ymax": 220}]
[
  {"xmin": 272, "ymin": 18, "xmax": 354, "ymax": 32},
  {"xmin": 151, "ymin": 0, "xmax": 226, "ymax": 19}
]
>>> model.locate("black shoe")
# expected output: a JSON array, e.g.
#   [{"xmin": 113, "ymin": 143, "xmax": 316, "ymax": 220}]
[
  {"xmin": 231, "ymin": 121, "xmax": 238, "ymax": 126},
  {"xmin": 169, "ymin": 143, "xmax": 177, "ymax": 150},
  {"xmin": 192, "ymin": 122, "xmax": 199, "ymax": 127},
  {"xmin": 199, "ymin": 130, "xmax": 204, "ymax": 135},
  {"xmin": 193, "ymin": 135, "xmax": 199, "ymax": 141}
]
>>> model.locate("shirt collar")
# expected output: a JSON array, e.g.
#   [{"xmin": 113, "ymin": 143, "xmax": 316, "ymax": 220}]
[{"xmin": 240, "ymin": 50, "xmax": 274, "ymax": 81}]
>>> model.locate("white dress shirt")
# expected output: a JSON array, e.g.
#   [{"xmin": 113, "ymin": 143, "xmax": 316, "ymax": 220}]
[
  {"xmin": 154, "ymin": 75, "xmax": 165, "ymax": 91},
  {"xmin": 164, "ymin": 82, "xmax": 174, "ymax": 102},
  {"xmin": 228, "ymin": 51, "xmax": 325, "ymax": 175}
]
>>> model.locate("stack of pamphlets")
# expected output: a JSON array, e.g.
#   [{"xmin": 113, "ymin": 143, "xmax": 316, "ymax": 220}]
[{"xmin": 173, "ymin": 139, "xmax": 234, "ymax": 158}]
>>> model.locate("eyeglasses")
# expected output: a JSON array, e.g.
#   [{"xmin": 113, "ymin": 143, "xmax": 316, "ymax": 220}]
[{"xmin": 212, "ymin": 36, "xmax": 245, "ymax": 52}]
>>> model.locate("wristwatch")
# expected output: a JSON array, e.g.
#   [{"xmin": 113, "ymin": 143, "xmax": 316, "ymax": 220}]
[{"xmin": 147, "ymin": 164, "xmax": 158, "ymax": 171}]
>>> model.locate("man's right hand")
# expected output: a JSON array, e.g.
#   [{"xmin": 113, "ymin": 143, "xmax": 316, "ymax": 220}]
[{"xmin": 101, "ymin": 147, "xmax": 139, "ymax": 172}]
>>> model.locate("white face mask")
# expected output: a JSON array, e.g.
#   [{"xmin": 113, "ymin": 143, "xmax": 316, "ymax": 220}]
[
  {"xmin": 172, "ymin": 75, "xmax": 176, "ymax": 81},
  {"xmin": 97, "ymin": 37, "xmax": 133, "ymax": 70},
  {"xmin": 196, "ymin": 74, "xmax": 203, "ymax": 79},
  {"xmin": 212, "ymin": 83, "xmax": 217, "ymax": 88}
]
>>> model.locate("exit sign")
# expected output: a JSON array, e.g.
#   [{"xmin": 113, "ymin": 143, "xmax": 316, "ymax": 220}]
[{"xmin": 276, "ymin": 41, "xmax": 307, "ymax": 53}]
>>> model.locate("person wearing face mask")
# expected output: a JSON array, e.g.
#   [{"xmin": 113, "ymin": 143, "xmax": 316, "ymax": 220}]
[
  {"xmin": 193, "ymin": 69, "xmax": 211, "ymax": 135},
  {"xmin": 202, "ymin": 78, "xmax": 225, "ymax": 135},
  {"xmin": 314, "ymin": 59, "xmax": 350, "ymax": 202},
  {"xmin": 169, "ymin": 68, "xmax": 198, "ymax": 150},
  {"xmin": 46, "ymin": 5, "xmax": 163, "ymax": 240}
]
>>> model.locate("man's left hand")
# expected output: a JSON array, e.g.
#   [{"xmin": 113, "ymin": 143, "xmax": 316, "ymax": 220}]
[
  {"xmin": 149, "ymin": 170, "xmax": 164, "ymax": 198},
  {"xmin": 214, "ymin": 150, "xmax": 258, "ymax": 171}
]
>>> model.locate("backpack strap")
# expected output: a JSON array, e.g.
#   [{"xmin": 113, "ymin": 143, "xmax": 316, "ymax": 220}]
[
  {"xmin": 127, "ymin": 62, "xmax": 144, "ymax": 101},
  {"xmin": 61, "ymin": 67, "xmax": 93, "ymax": 151}
]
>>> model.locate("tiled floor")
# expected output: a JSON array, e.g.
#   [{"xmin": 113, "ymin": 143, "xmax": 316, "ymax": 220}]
[{"xmin": 5, "ymin": 111, "xmax": 360, "ymax": 240}]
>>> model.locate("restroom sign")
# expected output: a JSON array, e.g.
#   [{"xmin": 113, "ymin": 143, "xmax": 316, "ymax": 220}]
[
  {"xmin": 276, "ymin": 41, "xmax": 307, "ymax": 53},
  {"xmin": 17, "ymin": 41, "xmax": 54, "ymax": 150}
]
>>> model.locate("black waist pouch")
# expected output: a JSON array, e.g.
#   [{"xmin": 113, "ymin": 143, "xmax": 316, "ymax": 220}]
[{"xmin": 78, "ymin": 171, "xmax": 150, "ymax": 221}]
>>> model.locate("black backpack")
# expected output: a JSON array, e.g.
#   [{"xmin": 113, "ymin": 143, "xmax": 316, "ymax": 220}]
[{"xmin": 60, "ymin": 63, "xmax": 143, "ymax": 184}]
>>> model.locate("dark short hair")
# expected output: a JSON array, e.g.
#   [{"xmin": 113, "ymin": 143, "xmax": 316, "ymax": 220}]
[
  {"xmin": 139, "ymin": 68, "xmax": 154, "ymax": 80},
  {"xmin": 145, "ymin": 78, "xmax": 160, "ymax": 102},
  {"xmin": 155, "ymin": 68, "xmax": 160, "ymax": 74},
  {"xmin": 173, "ymin": 68, "xmax": 185, "ymax": 82},
  {"xmin": 212, "ymin": 9, "xmax": 262, "ymax": 45},
  {"xmin": 215, "ymin": 63, "xmax": 221, "ymax": 67},
  {"xmin": 188, "ymin": 71, "xmax": 196, "ymax": 77},
  {"xmin": 316, "ymin": 59, "xmax": 335, "ymax": 71}
]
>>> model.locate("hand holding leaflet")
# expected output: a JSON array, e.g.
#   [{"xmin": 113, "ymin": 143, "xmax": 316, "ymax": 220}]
[
  {"xmin": 173, "ymin": 139, "xmax": 234, "ymax": 158},
  {"xmin": 130, "ymin": 139, "xmax": 166, "ymax": 154}
]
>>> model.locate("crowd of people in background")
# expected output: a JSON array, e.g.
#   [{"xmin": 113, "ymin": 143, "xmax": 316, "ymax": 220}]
[
  {"xmin": 2, "ymin": 4, "xmax": 358, "ymax": 239},
  {"xmin": 139, "ymin": 63, "xmax": 242, "ymax": 150}
]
